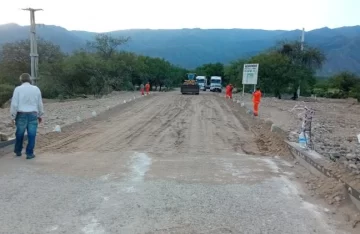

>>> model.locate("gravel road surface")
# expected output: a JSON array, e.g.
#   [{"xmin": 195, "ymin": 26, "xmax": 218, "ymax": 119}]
[{"xmin": 0, "ymin": 92, "xmax": 352, "ymax": 234}]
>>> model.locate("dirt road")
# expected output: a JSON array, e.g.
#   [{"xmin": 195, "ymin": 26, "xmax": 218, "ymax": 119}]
[{"xmin": 0, "ymin": 92, "xmax": 353, "ymax": 233}]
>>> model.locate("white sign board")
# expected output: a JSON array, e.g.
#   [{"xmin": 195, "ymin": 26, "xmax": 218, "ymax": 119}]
[{"xmin": 242, "ymin": 64, "xmax": 259, "ymax": 85}]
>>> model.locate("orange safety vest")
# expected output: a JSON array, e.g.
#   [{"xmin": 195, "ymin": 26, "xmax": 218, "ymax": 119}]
[
  {"xmin": 226, "ymin": 85, "xmax": 230, "ymax": 93},
  {"xmin": 252, "ymin": 90, "xmax": 262, "ymax": 103}
]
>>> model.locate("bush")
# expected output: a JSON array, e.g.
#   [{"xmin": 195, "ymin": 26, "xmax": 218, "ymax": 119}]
[
  {"xmin": 324, "ymin": 90, "xmax": 348, "ymax": 99},
  {"xmin": 350, "ymin": 85, "xmax": 360, "ymax": 102},
  {"xmin": 0, "ymin": 84, "xmax": 15, "ymax": 107},
  {"xmin": 313, "ymin": 88, "xmax": 326, "ymax": 97},
  {"xmin": 37, "ymin": 75, "xmax": 63, "ymax": 99}
]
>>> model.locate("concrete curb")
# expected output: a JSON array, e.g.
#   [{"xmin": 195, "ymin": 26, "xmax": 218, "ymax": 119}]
[
  {"xmin": 286, "ymin": 141, "xmax": 360, "ymax": 211},
  {"xmin": 0, "ymin": 138, "xmax": 16, "ymax": 148},
  {"xmin": 0, "ymin": 136, "xmax": 28, "ymax": 156},
  {"xmin": 232, "ymin": 97, "xmax": 360, "ymax": 211}
]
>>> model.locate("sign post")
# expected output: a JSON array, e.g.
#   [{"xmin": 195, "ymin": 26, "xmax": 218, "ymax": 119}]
[{"xmin": 242, "ymin": 64, "xmax": 259, "ymax": 96}]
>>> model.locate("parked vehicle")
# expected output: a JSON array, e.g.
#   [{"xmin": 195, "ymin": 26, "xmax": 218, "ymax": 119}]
[
  {"xmin": 196, "ymin": 76, "xmax": 207, "ymax": 91},
  {"xmin": 210, "ymin": 76, "xmax": 222, "ymax": 92}
]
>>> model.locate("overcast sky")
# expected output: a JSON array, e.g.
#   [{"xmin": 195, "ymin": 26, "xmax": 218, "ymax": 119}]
[{"xmin": 0, "ymin": 0, "xmax": 358, "ymax": 32}]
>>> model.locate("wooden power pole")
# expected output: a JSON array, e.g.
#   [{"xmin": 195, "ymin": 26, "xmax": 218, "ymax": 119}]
[{"xmin": 22, "ymin": 8, "xmax": 43, "ymax": 85}]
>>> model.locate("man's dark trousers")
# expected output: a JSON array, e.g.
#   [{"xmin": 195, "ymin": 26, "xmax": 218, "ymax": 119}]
[{"xmin": 14, "ymin": 112, "xmax": 38, "ymax": 158}]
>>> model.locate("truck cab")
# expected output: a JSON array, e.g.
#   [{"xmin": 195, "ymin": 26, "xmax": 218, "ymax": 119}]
[
  {"xmin": 210, "ymin": 76, "xmax": 222, "ymax": 92},
  {"xmin": 196, "ymin": 76, "xmax": 207, "ymax": 91}
]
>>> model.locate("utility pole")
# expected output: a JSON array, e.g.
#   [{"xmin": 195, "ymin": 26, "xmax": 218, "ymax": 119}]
[
  {"xmin": 297, "ymin": 27, "xmax": 305, "ymax": 98},
  {"xmin": 22, "ymin": 8, "xmax": 43, "ymax": 85}
]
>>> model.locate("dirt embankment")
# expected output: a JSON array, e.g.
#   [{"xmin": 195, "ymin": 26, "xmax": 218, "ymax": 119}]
[
  {"xmin": 0, "ymin": 91, "xmax": 140, "ymax": 139},
  {"xmin": 233, "ymin": 94, "xmax": 360, "ymax": 173}
]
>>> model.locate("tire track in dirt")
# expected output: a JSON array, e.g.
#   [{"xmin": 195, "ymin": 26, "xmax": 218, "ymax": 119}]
[
  {"xmin": 38, "ymin": 93, "xmax": 260, "ymax": 157},
  {"xmin": 220, "ymin": 96, "xmax": 291, "ymax": 157},
  {"xmin": 38, "ymin": 96, "xmax": 160, "ymax": 153}
]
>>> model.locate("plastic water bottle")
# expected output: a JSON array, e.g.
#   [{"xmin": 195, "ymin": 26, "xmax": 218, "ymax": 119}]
[
  {"xmin": 54, "ymin": 125, "xmax": 61, "ymax": 133},
  {"xmin": 299, "ymin": 132, "xmax": 306, "ymax": 148}
]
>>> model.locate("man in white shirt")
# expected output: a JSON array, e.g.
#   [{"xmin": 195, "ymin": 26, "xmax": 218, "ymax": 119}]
[{"xmin": 10, "ymin": 73, "xmax": 44, "ymax": 159}]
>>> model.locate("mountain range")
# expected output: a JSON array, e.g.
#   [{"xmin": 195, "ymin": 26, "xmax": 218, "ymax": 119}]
[{"xmin": 1, "ymin": 23, "xmax": 360, "ymax": 75}]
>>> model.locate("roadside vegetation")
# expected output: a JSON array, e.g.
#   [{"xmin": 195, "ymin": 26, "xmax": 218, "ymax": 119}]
[
  {"xmin": 0, "ymin": 34, "xmax": 187, "ymax": 105},
  {"xmin": 1, "ymin": 35, "xmax": 359, "ymax": 106},
  {"xmin": 196, "ymin": 41, "xmax": 359, "ymax": 101}
]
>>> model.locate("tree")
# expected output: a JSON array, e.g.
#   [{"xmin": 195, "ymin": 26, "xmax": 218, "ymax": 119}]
[
  {"xmin": 220, "ymin": 41, "xmax": 325, "ymax": 98},
  {"xmin": 276, "ymin": 41, "xmax": 326, "ymax": 98},
  {"xmin": 249, "ymin": 52, "xmax": 292, "ymax": 98},
  {"xmin": 224, "ymin": 59, "xmax": 246, "ymax": 89},
  {"xmin": 0, "ymin": 35, "xmax": 188, "ymax": 104},
  {"xmin": 277, "ymin": 41, "xmax": 325, "ymax": 70},
  {"xmin": 0, "ymin": 38, "xmax": 64, "ymax": 85},
  {"xmin": 86, "ymin": 34, "xmax": 130, "ymax": 59}
]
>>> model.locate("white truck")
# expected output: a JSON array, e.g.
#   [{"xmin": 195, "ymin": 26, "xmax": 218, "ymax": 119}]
[
  {"xmin": 196, "ymin": 76, "xmax": 207, "ymax": 91},
  {"xmin": 210, "ymin": 76, "xmax": 222, "ymax": 92}
]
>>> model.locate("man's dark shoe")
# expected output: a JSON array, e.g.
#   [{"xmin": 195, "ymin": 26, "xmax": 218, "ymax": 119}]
[
  {"xmin": 14, "ymin": 152, "xmax": 22, "ymax": 157},
  {"xmin": 26, "ymin": 155, "xmax": 36, "ymax": 160}
]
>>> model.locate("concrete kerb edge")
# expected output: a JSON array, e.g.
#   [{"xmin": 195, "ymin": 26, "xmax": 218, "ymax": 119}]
[
  {"xmin": 0, "ymin": 92, "xmax": 155, "ymax": 154},
  {"xmin": 233, "ymin": 98, "xmax": 360, "ymax": 211},
  {"xmin": 0, "ymin": 135, "xmax": 28, "ymax": 156},
  {"xmin": 286, "ymin": 141, "xmax": 360, "ymax": 211},
  {"xmin": 0, "ymin": 138, "xmax": 16, "ymax": 148}
]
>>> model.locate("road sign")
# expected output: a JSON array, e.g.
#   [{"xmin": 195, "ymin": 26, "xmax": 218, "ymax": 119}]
[{"xmin": 242, "ymin": 64, "xmax": 259, "ymax": 85}]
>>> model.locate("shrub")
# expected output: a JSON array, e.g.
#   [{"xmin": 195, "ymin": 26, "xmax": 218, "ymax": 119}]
[
  {"xmin": 0, "ymin": 84, "xmax": 15, "ymax": 107},
  {"xmin": 350, "ymin": 85, "xmax": 360, "ymax": 102},
  {"xmin": 37, "ymin": 75, "xmax": 63, "ymax": 99}
]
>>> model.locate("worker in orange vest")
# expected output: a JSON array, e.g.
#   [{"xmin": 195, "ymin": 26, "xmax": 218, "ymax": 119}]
[
  {"xmin": 229, "ymin": 84, "xmax": 233, "ymax": 99},
  {"xmin": 252, "ymin": 87, "xmax": 262, "ymax": 116},
  {"xmin": 145, "ymin": 82, "xmax": 150, "ymax": 95},
  {"xmin": 225, "ymin": 84, "xmax": 230, "ymax": 99},
  {"xmin": 225, "ymin": 84, "xmax": 233, "ymax": 99}
]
